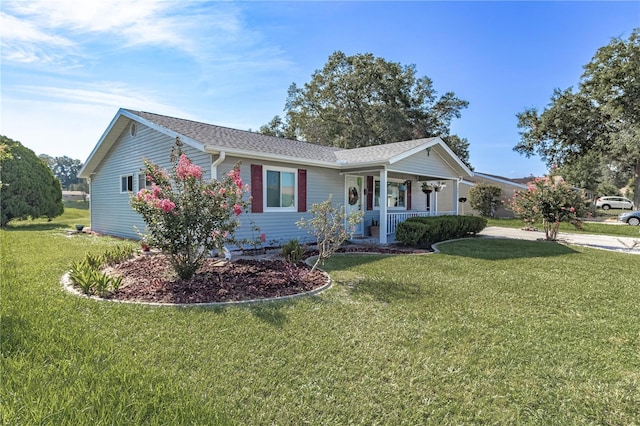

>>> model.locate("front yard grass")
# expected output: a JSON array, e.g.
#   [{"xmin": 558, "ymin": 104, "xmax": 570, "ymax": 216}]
[
  {"xmin": 2, "ymin": 210, "xmax": 639, "ymax": 424},
  {"xmin": 487, "ymin": 216, "xmax": 640, "ymax": 238}
]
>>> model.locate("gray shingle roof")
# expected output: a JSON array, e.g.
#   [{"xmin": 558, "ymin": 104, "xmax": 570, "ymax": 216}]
[
  {"xmin": 80, "ymin": 109, "xmax": 471, "ymax": 179},
  {"xmin": 335, "ymin": 138, "xmax": 437, "ymax": 163},
  {"xmin": 128, "ymin": 110, "xmax": 345, "ymax": 163}
]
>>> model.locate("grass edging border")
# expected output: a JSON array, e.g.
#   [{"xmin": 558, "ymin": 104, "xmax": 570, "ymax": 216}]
[{"xmin": 60, "ymin": 256, "xmax": 332, "ymax": 307}]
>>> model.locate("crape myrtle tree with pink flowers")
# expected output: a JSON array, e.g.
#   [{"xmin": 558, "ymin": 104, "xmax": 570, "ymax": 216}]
[
  {"xmin": 131, "ymin": 138, "xmax": 250, "ymax": 279},
  {"xmin": 510, "ymin": 173, "xmax": 589, "ymax": 241}
]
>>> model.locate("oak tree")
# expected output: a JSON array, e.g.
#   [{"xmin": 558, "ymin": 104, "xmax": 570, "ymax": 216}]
[
  {"xmin": 514, "ymin": 29, "xmax": 640, "ymax": 205},
  {"xmin": 262, "ymin": 51, "xmax": 470, "ymax": 162}
]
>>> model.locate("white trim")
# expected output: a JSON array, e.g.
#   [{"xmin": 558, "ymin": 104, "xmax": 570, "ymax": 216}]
[
  {"xmin": 263, "ymin": 165, "xmax": 298, "ymax": 212},
  {"xmin": 472, "ymin": 172, "xmax": 529, "ymax": 189},
  {"xmin": 379, "ymin": 169, "xmax": 388, "ymax": 244}
]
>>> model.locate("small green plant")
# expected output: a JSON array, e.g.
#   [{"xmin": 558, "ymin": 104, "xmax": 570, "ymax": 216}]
[
  {"xmin": 236, "ymin": 220, "xmax": 267, "ymax": 253},
  {"xmin": 84, "ymin": 253, "xmax": 104, "ymax": 270},
  {"xmin": 68, "ymin": 246, "xmax": 133, "ymax": 296},
  {"xmin": 93, "ymin": 272, "xmax": 113, "ymax": 298},
  {"xmin": 68, "ymin": 259, "xmax": 98, "ymax": 295},
  {"xmin": 282, "ymin": 239, "xmax": 304, "ymax": 264},
  {"xmin": 296, "ymin": 195, "xmax": 364, "ymax": 272},
  {"xmin": 103, "ymin": 245, "xmax": 136, "ymax": 266}
]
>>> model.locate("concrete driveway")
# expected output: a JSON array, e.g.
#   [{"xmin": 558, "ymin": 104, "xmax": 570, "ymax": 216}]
[{"xmin": 479, "ymin": 226, "xmax": 640, "ymax": 255}]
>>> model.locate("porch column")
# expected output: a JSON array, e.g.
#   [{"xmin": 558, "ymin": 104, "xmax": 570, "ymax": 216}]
[
  {"xmin": 379, "ymin": 168, "xmax": 388, "ymax": 244},
  {"xmin": 453, "ymin": 179, "xmax": 459, "ymax": 215}
]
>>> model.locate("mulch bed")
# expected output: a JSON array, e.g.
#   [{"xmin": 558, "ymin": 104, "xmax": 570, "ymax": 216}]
[
  {"xmin": 99, "ymin": 244, "xmax": 432, "ymax": 305},
  {"xmin": 108, "ymin": 256, "xmax": 329, "ymax": 304}
]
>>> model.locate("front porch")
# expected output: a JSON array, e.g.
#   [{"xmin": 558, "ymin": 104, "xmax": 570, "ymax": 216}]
[
  {"xmin": 353, "ymin": 210, "xmax": 455, "ymax": 244},
  {"xmin": 340, "ymin": 138, "xmax": 473, "ymax": 244}
]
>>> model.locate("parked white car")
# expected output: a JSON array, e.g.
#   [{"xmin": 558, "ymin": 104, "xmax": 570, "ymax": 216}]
[{"xmin": 595, "ymin": 196, "xmax": 634, "ymax": 210}]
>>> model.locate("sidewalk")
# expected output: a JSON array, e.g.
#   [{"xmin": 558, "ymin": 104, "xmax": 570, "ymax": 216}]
[{"xmin": 479, "ymin": 226, "xmax": 640, "ymax": 255}]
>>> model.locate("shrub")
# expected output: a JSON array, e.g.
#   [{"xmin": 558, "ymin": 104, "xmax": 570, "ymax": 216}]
[
  {"xmin": 510, "ymin": 176, "xmax": 589, "ymax": 240},
  {"xmin": 282, "ymin": 239, "xmax": 304, "ymax": 264},
  {"xmin": 469, "ymin": 183, "xmax": 502, "ymax": 217},
  {"xmin": 394, "ymin": 222, "xmax": 426, "ymax": 246},
  {"xmin": 296, "ymin": 195, "xmax": 364, "ymax": 272},
  {"xmin": 396, "ymin": 216, "xmax": 487, "ymax": 246},
  {"xmin": 130, "ymin": 138, "xmax": 250, "ymax": 279}
]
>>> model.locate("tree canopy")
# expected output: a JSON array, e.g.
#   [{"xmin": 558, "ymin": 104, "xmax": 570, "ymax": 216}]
[
  {"xmin": 261, "ymin": 51, "xmax": 471, "ymax": 166},
  {"xmin": 514, "ymin": 29, "xmax": 639, "ymax": 204},
  {"xmin": 39, "ymin": 154, "xmax": 83, "ymax": 190},
  {"xmin": 1, "ymin": 135, "xmax": 64, "ymax": 226}
]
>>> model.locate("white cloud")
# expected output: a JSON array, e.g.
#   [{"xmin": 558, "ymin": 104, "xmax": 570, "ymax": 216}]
[
  {"xmin": 1, "ymin": 1, "xmax": 247, "ymax": 63},
  {"xmin": 8, "ymin": 81, "xmax": 192, "ymax": 118},
  {"xmin": 0, "ymin": 80, "xmax": 195, "ymax": 159}
]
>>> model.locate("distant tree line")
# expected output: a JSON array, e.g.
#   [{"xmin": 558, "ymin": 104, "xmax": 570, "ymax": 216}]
[{"xmin": 38, "ymin": 154, "xmax": 88, "ymax": 193}]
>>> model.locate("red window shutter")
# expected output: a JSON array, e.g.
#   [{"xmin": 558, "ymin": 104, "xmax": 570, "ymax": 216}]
[
  {"xmin": 406, "ymin": 181, "xmax": 412, "ymax": 210},
  {"xmin": 298, "ymin": 169, "xmax": 307, "ymax": 212},
  {"xmin": 251, "ymin": 164, "xmax": 263, "ymax": 213},
  {"xmin": 366, "ymin": 176, "xmax": 373, "ymax": 210}
]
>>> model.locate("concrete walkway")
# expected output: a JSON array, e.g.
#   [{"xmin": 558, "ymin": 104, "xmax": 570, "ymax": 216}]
[{"xmin": 479, "ymin": 226, "xmax": 640, "ymax": 255}]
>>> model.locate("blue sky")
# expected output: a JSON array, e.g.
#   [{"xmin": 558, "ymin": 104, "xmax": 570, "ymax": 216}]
[{"xmin": 1, "ymin": 1, "xmax": 638, "ymax": 178}]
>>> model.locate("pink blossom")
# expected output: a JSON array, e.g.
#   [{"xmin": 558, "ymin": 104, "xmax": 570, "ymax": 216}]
[
  {"xmin": 219, "ymin": 187, "xmax": 227, "ymax": 195},
  {"xmin": 233, "ymin": 203, "xmax": 242, "ymax": 216},
  {"xmin": 159, "ymin": 199, "xmax": 176, "ymax": 212},
  {"xmin": 570, "ymin": 207, "xmax": 575, "ymax": 213},
  {"xmin": 227, "ymin": 168, "xmax": 243, "ymax": 189},
  {"xmin": 260, "ymin": 233, "xmax": 267, "ymax": 243},
  {"xmin": 176, "ymin": 154, "xmax": 203, "ymax": 180}
]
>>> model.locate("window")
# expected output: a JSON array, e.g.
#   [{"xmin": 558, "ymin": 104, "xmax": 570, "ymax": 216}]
[
  {"xmin": 120, "ymin": 175, "xmax": 134, "ymax": 193},
  {"xmin": 265, "ymin": 167, "xmax": 296, "ymax": 211},
  {"xmin": 374, "ymin": 179, "xmax": 407, "ymax": 209},
  {"xmin": 137, "ymin": 173, "xmax": 150, "ymax": 191}
]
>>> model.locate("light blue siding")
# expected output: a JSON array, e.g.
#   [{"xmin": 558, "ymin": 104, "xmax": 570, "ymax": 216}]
[
  {"xmin": 89, "ymin": 122, "xmax": 209, "ymax": 239},
  {"xmin": 90, "ymin": 127, "xmax": 347, "ymax": 246},
  {"xmin": 391, "ymin": 150, "xmax": 457, "ymax": 178},
  {"xmin": 217, "ymin": 156, "xmax": 344, "ymax": 247}
]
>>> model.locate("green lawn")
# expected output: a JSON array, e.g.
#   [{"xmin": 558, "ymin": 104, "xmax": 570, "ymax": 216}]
[
  {"xmin": 2, "ymin": 210, "xmax": 639, "ymax": 424},
  {"xmin": 487, "ymin": 216, "xmax": 640, "ymax": 238}
]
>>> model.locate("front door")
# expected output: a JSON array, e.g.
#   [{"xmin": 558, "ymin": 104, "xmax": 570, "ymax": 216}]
[{"xmin": 345, "ymin": 176, "xmax": 363, "ymax": 235}]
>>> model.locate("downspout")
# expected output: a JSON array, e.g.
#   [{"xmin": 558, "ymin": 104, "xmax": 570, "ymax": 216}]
[
  {"xmin": 88, "ymin": 176, "xmax": 93, "ymax": 229},
  {"xmin": 210, "ymin": 152, "xmax": 226, "ymax": 180}
]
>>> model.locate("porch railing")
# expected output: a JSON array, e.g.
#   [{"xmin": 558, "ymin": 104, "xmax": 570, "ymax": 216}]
[{"xmin": 386, "ymin": 211, "xmax": 455, "ymax": 235}]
